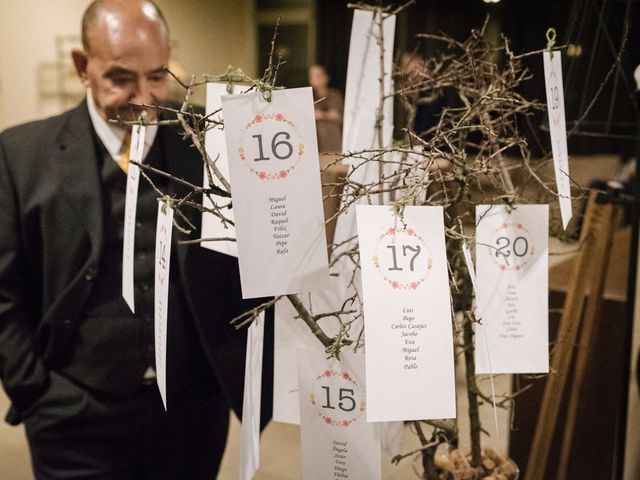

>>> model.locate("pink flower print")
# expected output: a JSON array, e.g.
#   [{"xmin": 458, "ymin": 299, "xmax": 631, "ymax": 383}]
[
  {"xmin": 342, "ymin": 420, "xmax": 350, "ymax": 427},
  {"xmin": 517, "ymin": 223, "xmax": 523, "ymax": 229},
  {"xmin": 258, "ymin": 171, "xmax": 267, "ymax": 180},
  {"xmin": 500, "ymin": 265, "xmax": 507, "ymax": 271},
  {"xmin": 410, "ymin": 282, "xmax": 418, "ymax": 289},
  {"xmin": 388, "ymin": 227, "xmax": 395, "ymax": 234},
  {"xmin": 342, "ymin": 372, "xmax": 350, "ymax": 380},
  {"xmin": 279, "ymin": 170, "xmax": 288, "ymax": 178},
  {"xmin": 391, "ymin": 281, "xmax": 399, "ymax": 289},
  {"xmin": 275, "ymin": 113, "xmax": 284, "ymax": 121},
  {"xmin": 324, "ymin": 417, "xmax": 332, "ymax": 424},
  {"xmin": 515, "ymin": 265, "xmax": 521, "ymax": 271},
  {"xmin": 407, "ymin": 228, "xmax": 414, "ymax": 236},
  {"xmin": 324, "ymin": 370, "xmax": 332, "ymax": 377},
  {"xmin": 254, "ymin": 114, "xmax": 263, "ymax": 123}
]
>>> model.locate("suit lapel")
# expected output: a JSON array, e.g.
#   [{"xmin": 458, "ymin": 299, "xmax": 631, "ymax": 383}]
[
  {"xmin": 51, "ymin": 101, "xmax": 104, "ymax": 254},
  {"xmin": 162, "ymin": 123, "xmax": 201, "ymax": 196}
]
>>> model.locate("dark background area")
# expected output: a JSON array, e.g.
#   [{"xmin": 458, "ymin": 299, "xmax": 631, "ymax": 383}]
[{"xmin": 313, "ymin": 0, "xmax": 640, "ymax": 157}]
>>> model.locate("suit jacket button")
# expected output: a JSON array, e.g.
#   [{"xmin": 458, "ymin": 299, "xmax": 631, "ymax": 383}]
[{"xmin": 84, "ymin": 267, "xmax": 97, "ymax": 281}]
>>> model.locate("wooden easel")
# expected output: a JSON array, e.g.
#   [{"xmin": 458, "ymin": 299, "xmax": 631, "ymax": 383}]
[{"xmin": 525, "ymin": 190, "xmax": 621, "ymax": 480}]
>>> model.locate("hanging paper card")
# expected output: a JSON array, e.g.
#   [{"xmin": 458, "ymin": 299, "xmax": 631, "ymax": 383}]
[
  {"xmin": 273, "ymin": 276, "xmax": 405, "ymax": 458},
  {"xmin": 202, "ymin": 82, "xmax": 237, "ymax": 257},
  {"xmin": 298, "ymin": 349, "xmax": 381, "ymax": 480},
  {"xmin": 342, "ymin": 10, "xmax": 395, "ymax": 154},
  {"xmin": 273, "ymin": 282, "xmax": 344, "ymax": 425},
  {"xmin": 543, "ymin": 51, "xmax": 572, "ymax": 229},
  {"xmin": 122, "ymin": 124, "xmax": 146, "ymax": 312},
  {"xmin": 380, "ymin": 421, "xmax": 404, "ymax": 458},
  {"xmin": 221, "ymin": 87, "xmax": 330, "ymax": 298},
  {"xmin": 462, "ymin": 241, "xmax": 501, "ymax": 440},
  {"xmin": 356, "ymin": 205, "xmax": 456, "ymax": 421},
  {"xmin": 475, "ymin": 204, "xmax": 549, "ymax": 374},
  {"xmin": 239, "ymin": 312, "xmax": 265, "ymax": 480},
  {"xmin": 154, "ymin": 201, "xmax": 173, "ymax": 409}
]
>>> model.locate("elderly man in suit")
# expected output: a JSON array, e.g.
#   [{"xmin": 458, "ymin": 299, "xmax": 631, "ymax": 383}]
[{"xmin": 0, "ymin": 1, "xmax": 271, "ymax": 478}]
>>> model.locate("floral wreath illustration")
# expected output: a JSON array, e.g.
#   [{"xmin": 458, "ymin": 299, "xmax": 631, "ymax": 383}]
[
  {"xmin": 237, "ymin": 112, "xmax": 304, "ymax": 180},
  {"xmin": 373, "ymin": 226, "xmax": 433, "ymax": 290},
  {"xmin": 309, "ymin": 370, "xmax": 365, "ymax": 428},
  {"xmin": 489, "ymin": 221, "xmax": 535, "ymax": 272}
]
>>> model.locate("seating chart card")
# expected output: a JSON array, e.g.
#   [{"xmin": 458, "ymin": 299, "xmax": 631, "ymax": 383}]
[
  {"xmin": 298, "ymin": 349, "xmax": 381, "ymax": 480},
  {"xmin": 154, "ymin": 202, "xmax": 173, "ymax": 409},
  {"xmin": 273, "ymin": 282, "xmax": 344, "ymax": 425},
  {"xmin": 221, "ymin": 87, "xmax": 330, "ymax": 298},
  {"xmin": 356, "ymin": 205, "xmax": 456, "ymax": 421},
  {"xmin": 475, "ymin": 204, "xmax": 549, "ymax": 374},
  {"xmin": 543, "ymin": 51, "xmax": 573, "ymax": 229},
  {"xmin": 122, "ymin": 125, "xmax": 146, "ymax": 312},
  {"xmin": 202, "ymin": 82, "xmax": 237, "ymax": 257}
]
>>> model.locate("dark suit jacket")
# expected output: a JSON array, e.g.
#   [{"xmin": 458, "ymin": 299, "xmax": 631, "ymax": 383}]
[{"xmin": 0, "ymin": 101, "xmax": 272, "ymax": 425}]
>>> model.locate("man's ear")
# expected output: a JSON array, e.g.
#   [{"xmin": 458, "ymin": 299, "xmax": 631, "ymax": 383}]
[{"xmin": 71, "ymin": 49, "xmax": 90, "ymax": 86}]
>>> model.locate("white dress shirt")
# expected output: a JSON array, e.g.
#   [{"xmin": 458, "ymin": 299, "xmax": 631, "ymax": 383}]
[{"xmin": 86, "ymin": 89, "xmax": 159, "ymax": 163}]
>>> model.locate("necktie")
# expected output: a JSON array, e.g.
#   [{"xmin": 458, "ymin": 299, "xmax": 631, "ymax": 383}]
[{"xmin": 117, "ymin": 130, "xmax": 132, "ymax": 174}]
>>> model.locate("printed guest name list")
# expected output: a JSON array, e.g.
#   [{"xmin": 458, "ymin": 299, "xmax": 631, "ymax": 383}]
[
  {"xmin": 356, "ymin": 205, "xmax": 456, "ymax": 422},
  {"xmin": 298, "ymin": 350, "xmax": 381, "ymax": 480},
  {"xmin": 221, "ymin": 87, "xmax": 330, "ymax": 298},
  {"xmin": 475, "ymin": 204, "xmax": 549, "ymax": 374}
]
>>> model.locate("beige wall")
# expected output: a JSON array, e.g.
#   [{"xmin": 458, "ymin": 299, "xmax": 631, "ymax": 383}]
[{"xmin": 0, "ymin": 0, "xmax": 255, "ymax": 130}]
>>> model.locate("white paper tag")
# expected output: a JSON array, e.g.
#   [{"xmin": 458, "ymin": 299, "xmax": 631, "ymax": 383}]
[
  {"xmin": 131, "ymin": 124, "xmax": 146, "ymax": 165},
  {"xmin": 154, "ymin": 201, "xmax": 173, "ymax": 410},
  {"xmin": 297, "ymin": 349, "xmax": 381, "ymax": 480},
  {"xmin": 273, "ymin": 281, "xmax": 346, "ymax": 425},
  {"xmin": 462, "ymin": 243, "xmax": 478, "ymax": 301},
  {"xmin": 475, "ymin": 204, "xmax": 549, "ymax": 374},
  {"xmin": 380, "ymin": 421, "xmax": 404, "ymax": 457},
  {"xmin": 239, "ymin": 312, "xmax": 265, "ymax": 480},
  {"xmin": 543, "ymin": 51, "xmax": 572, "ymax": 229},
  {"xmin": 202, "ymin": 82, "xmax": 237, "ymax": 257},
  {"xmin": 122, "ymin": 125, "xmax": 145, "ymax": 313},
  {"xmin": 461, "ymin": 241, "xmax": 500, "ymax": 440},
  {"xmin": 342, "ymin": 10, "xmax": 396, "ymax": 154},
  {"xmin": 356, "ymin": 205, "xmax": 456, "ymax": 421},
  {"xmin": 221, "ymin": 87, "xmax": 330, "ymax": 298}
]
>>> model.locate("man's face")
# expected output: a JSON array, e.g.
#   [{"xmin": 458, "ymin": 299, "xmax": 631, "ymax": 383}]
[{"xmin": 73, "ymin": 14, "xmax": 170, "ymax": 122}]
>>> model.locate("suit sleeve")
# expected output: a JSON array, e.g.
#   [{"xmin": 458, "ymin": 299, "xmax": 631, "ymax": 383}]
[{"xmin": 0, "ymin": 136, "xmax": 50, "ymax": 419}]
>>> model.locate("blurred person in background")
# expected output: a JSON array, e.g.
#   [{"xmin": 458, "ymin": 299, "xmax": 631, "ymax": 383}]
[{"xmin": 309, "ymin": 64, "xmax": 344, "ymax": 153}]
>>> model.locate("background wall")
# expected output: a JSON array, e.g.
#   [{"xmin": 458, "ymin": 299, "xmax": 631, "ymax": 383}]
[{"xmin": 0, "ymin": 0, "xmax": 256, "ymax": 130}]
